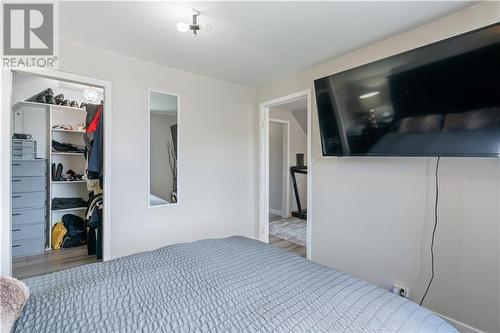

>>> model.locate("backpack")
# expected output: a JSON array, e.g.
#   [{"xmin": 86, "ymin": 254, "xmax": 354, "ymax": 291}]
[
  {"xmin": 51, "ymin": 223, "xmax": 67, "ymax": 250},
  {"xmin": 61, "ymin": 214, "xmax": 87, "ymax": 248}
]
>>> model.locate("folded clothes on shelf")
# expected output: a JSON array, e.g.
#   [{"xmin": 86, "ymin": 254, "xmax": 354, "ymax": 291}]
[
  {"xmin": 12, "ymin": 133, "xmax": 32, "ymax": 140},
  {"xmin": 52, "ymin": 197, "xmax": 88, "ymax": 210},
  {"xmin": 52, "ymin": 140, "xmax": 85, "ymax": 154}
]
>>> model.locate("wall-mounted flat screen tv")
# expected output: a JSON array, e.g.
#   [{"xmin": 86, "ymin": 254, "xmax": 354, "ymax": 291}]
[{"xmin": 314, "ymin": 23, "xmax": 500, "ymax": 157}]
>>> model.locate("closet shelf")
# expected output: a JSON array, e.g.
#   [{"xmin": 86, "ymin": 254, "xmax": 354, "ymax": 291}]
[
  {"xmin": 13, "ymin": 101, "xmax": 49, "ymax": 111},
  {"xmin": 51, "ymin": 152, "xmax": 84, "ymax": 156},
  {"xmin": 13, "ymin": 101, "xmax": 85, "ymax": 112},
  {"xmin": 52, "ymin": 104, "xmax": 86, "ymax": 112},
  {"xmin": 51, "ymin": 207, "xmax": 86, "ymax": 213},
  {"xmin": 52, "ymin": 128, "xmax": 86, "ymax": 134},
  {"xmin": 51, "ymin": 180, "xmax": 86, "ymax": 184}
]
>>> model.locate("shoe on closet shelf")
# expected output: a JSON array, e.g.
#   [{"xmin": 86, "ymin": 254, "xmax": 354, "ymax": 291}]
[
  {"xmin": 52, "ymin": 124, "xmax": 74, "ymax": 131},
  {"xmin": 36, "ymin": 95, "xmax": 46, "ymax": 104},
  {"xmin": 52, "ymin": 163, "xmax": 64, "ymax": 181},
  {"xmin": 26, "ymin": 88, "xmax": 53, "ymax": 103},
  {"xmin": 63, "ymin": 169, "xmax": 83, "ymax": 181},
  {"xmin": 51, "ymin": 163, "xmax": 56, "ymax": 181},
  {"xmin": 45, "ymin": 95, "xmax": 56, "ymax": 104},
  {"xmin": 54, "ymin": 94, "xmax": 64, "ymax": 105},
  {"xmin": 52, "ymin": 163, "xmax": 63, "ymax": 182},
  {"xmin": 70, "ymin": 101, "xmax": 78, "ymax": 108}
]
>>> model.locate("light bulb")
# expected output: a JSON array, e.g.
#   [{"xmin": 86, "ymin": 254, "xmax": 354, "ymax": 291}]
[
  {"xmin": 83, "ymin": 87, "xmax": 98, "ymax": 103},
  {"xmin": 177, "ymin": 22, "xmax": 189, "ymax": 33}
]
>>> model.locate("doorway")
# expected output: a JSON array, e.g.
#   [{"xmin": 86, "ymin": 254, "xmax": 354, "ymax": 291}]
[
  {"xmin": 260, "ymin": 90, "xmax": 312, "ymax": 259},
  {"xmin": 1, "ymin": 69, "xmax": 112, "ymax": 278}
]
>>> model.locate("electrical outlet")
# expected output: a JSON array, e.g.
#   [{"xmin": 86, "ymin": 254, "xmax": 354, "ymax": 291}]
[{"xmin": 392, "ymin": 284, "xmax": 410, "ymax": 298}]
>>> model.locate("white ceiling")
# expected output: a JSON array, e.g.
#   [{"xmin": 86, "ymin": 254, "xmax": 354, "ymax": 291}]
[{"xmin": 60, "ymin": 1, "xmax": 475, "ymax": 88}]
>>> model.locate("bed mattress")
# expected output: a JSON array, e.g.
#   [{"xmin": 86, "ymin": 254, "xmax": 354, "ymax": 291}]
[{"xmin": 14, "ymin": 236, "xmax": 457, "ymax": 332}]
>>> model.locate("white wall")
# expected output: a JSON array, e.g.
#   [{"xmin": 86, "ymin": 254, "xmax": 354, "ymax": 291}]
[
  {"xmin": 270, "ymin": 108, "xmax": 308, "ymax": 215},
  {"xmin": 150, "ymin": 113, "xmax": 177, "ymax": 202},
  {"xmin": 269, "ymin": 122, "xmax": 284, "ymax": 213},
  {"xmin": 257, "ymin": 3, "xmax": 500, "ymax": 332},
  {"xmin": 56, "ymin": 40, "xmax": 257, "ymax": 259},
  {"xmin": 291, "ymin": 110, "xmax": 307, "ymax": 133}
]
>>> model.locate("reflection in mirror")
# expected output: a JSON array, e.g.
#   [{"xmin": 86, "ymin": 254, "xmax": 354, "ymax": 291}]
[{"xmin": 149, "ymin": 91, "xmax": 178, "ymax": 206}]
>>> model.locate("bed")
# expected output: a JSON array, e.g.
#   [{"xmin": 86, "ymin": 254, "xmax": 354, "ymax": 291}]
[{"xmin": 14, "ymin": 236, "xmax": 457, "ymax": 332}]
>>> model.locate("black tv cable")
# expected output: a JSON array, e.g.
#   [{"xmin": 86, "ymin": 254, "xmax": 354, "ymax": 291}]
[{"xmin": 420, "ymin": 156, "xmax": 441, "ymax": 306}]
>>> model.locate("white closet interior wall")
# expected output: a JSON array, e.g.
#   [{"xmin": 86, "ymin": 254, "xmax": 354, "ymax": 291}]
[{"xmin": 12, "ymin": 72, "xmax": 104, "ymax": 104}]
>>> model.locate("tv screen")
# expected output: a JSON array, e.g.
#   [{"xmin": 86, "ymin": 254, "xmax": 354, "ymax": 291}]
[{"xmin": 314, "ymin": 23, "xmax": 500, "ymax": 157}]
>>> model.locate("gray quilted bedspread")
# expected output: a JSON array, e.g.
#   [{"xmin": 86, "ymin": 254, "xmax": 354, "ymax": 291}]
[{"xmin": 15, "ymin": 236, "xmax": 457, "ymax": 332}]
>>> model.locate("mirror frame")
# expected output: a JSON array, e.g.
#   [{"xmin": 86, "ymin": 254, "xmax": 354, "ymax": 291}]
[{"xmin": 147, "ymin": 89, "xmax": 180, "ymax": 208}]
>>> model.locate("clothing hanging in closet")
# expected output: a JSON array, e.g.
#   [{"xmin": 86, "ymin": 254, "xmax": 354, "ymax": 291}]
[
  {"xmin": 84, "ymin": 104, "xmax": 103, "ymax": 181},
  {"xmin": 86, "ymin": 192, "xmax": 103, "ymax": 260},
  {"xmin": 84, "ymin": 104, "xmax": 104, "ymax": 260}
]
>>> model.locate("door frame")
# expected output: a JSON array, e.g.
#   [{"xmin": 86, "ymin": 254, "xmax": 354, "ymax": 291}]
[
  {"xmin": 1, "ymin": 68, "xmax": 112, "ymax": 276},
  {"xmin": 268, "ymin": 118, "xmax": 290, "ymax": 218},
  {"xmin": 259, "ymin": 89, "xmax": 312, "ymax": 259}
]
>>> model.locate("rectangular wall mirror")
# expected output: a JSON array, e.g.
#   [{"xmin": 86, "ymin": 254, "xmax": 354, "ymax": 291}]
[{"xmin": 149, "ymin": 91, "xmax": 179, "ymax": 207}]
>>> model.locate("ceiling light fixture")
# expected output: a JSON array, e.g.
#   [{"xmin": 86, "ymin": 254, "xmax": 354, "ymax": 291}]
[
  {"xmin": 177, "ymin": 8, "xmax": 201, "ymax": 36},
  {"xmin": 176, "ymin": 22, "xmax": 189, "ymax": 33}
]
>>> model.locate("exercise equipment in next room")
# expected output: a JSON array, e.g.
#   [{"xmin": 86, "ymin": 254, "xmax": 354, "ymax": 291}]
[{"xmin": 290, "ymin": 165, "xmax": 307, "ymax": 220}]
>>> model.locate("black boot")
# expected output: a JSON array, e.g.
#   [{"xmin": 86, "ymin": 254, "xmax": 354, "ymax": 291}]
[
  {"xmin": 45, "ymin": 94, "xmax": 56, "ymax": 104},
  {"xmin": 55, "ymin": 163, "xmax": 63, "ymax": 181},
  {"xmin": 51, "ymin": 163, "xmax": 56, "ymax": 181}
]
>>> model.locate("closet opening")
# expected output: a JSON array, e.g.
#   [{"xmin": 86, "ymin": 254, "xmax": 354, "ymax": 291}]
[{"xmin": 10, "ymin": 71, "xmax": 106, "ymax": 279}]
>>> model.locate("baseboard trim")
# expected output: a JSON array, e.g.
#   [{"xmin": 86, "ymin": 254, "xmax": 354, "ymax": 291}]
[
  {"xmin": 434, "ymin": 311, "xmax": 485, "ymax": 333},
  {"xmin": 269, "ymin": 209, "xmax": 283, "ymax": 216}
]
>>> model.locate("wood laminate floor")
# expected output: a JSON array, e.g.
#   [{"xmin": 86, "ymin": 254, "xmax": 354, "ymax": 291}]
[
  {"xmin": 269, "ymin": 213, "xmax": 307, "ymax": 258},
  {"xmin": 12, "ymin": 246, "xmax": 100, "ymax": 279}
]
